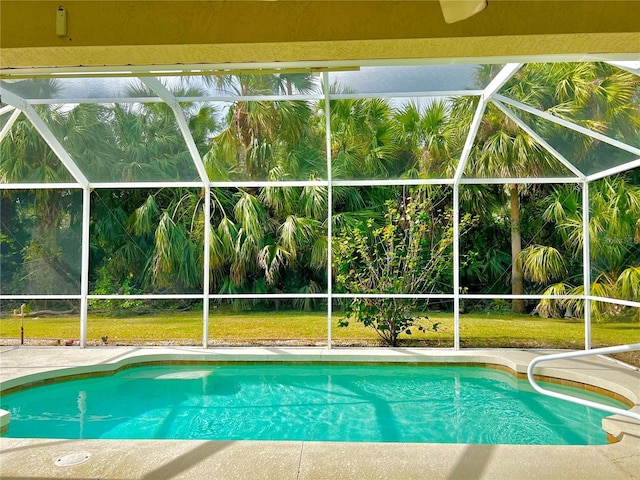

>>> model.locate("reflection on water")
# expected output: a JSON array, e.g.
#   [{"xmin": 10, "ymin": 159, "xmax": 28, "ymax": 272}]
[{"xmin": 2, "ymin": 364, "xmax": 628, "ymax": 445}]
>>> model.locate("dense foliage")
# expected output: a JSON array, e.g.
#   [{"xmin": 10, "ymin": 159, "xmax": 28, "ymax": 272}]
[{"xmin": 1, "ymin": 63, "xmax": 639, "ymax": 334}]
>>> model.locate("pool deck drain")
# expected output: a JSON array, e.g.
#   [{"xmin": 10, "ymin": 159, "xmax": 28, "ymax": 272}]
[
  {"xmin": 55, "ymin": 451, "xmax": 91, "ymax": 467},
  {"xmin": 1, "ymin": 346, "xmax": 639, "ymax": 479}
]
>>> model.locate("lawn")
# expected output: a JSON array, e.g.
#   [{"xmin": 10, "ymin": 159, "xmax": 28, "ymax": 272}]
[{"xmin": 1, "ymin": 309, "xmax": 638, "ymax": 350}]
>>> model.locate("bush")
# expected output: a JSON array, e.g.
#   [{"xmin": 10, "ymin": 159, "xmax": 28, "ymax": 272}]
[{"xmin": 334, "ymin": 196, "xmax": 461, "ymax": 346}]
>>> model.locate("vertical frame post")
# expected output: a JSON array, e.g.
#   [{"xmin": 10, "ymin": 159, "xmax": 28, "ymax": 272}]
[
  {"xmin": 323, "ymin": 72, "xmax": 333, "ymax": 349},
  {"xmin": 583, "ymin": 181, "xmax": 591, "ymax": 349},
  {"xmin": 80, "ymin": 187, "xmax": 91, "ymax": 348},
  {"xmin": 451, "ymin": 99, "xmax": 486, "ymax": 352},
  {"xmin": 203, "ymin": 185, "xmax": 211, "ymax": 348},
  {"xmin": 453, "ymin": 184, "xmax": 461, "ymax": 350}
]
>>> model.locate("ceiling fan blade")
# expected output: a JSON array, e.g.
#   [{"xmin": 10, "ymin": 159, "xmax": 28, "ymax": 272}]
[{"xmin": 439, "ymin": 0, "xmax": 487, "ymax": 24}]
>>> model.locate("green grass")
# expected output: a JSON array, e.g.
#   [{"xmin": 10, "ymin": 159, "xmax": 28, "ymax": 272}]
[{"xmin": 1, "ymin": 308, "xmax": 638, "ymax": 348}]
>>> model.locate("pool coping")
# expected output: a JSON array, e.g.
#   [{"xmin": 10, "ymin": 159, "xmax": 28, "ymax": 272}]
[{"xmin": 1, "ymin": 346, "xmax": 639, "ymax": 479}]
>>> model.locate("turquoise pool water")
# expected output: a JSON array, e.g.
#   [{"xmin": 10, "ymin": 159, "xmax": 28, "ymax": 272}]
[{"xmin": 1, "ymin": 364, "xmax": 628, "ymax": 444}]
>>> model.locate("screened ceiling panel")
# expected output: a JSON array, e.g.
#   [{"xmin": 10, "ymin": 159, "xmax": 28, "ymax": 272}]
[
  {"xmin": 462, "ymin": 106, "xmax": 579, "ymax": 180},
  {"xmin": 1, "ymin": 61, "xmax": 639, "ymax": 184},
  {"xmin": 0, "ymin": 114, "xmax": 76, "ymax": 184},
  {"xmin": 502, "ymin": 104, "xmax": 640, "ymax": 177},
  {"xmin": 204, "ymin": 99, "xmax": 327, "ymax": 182},
  {"xmin": 494, "ymin": 63, "xmax": 640, "ymax": 151},
  {"xmin": 39, "ymin": 102, "xmax": 202, "ymax": 183},
  {"xmin": 329, "ymin": 65, "xmax": 500, "ymax": 95},
  {"xmin": 0, "ymin": 77, "xmax": 157, "ymax": 103},
  {"xmin": 177, "ymin": 73, "xmax": 323, "ymax": 98}
]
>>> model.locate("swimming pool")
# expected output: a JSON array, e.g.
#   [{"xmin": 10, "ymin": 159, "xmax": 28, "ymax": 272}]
[{"xmin": 1, "ymin": 363, "xmax": 629, "ymax": 445}]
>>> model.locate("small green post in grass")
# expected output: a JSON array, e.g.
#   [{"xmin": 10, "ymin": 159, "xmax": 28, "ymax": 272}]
[{"xmin": 20, "ymin": 303, "xmax": 25, "ymax": 346}]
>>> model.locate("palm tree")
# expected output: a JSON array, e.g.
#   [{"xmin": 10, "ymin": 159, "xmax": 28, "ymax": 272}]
[
  {"xmin": 456, "ymin": 62, "xmax": 640, "ymax": 313},
  {"xmin": 512, "ymin": 63, "xmax": 640, "ymax": 319},
  {"xmin": 199, "ymin": 73, "xmax": 328, "ymax": 302},
  {"xmin": 449, "ymin": 103, "xmax": 553, "ymax": 311},
  {"xmin": 328, "ymin": 94, "xmax": 409, "ymax": 241},
  {"xmin": 86, "ymin": 81, "xmax": 219, "ymax": 295},
  {"xmin": 531, "ymin": 174, "xmax": 640, "ymax": 320},
  {"xmin": 329, "ymin": 95, "xmax": 401, "ymax": 180},
  {"xmin": 203, "ymin": 73, "xmax": 324, "ymax": 181},
  {"xmin": 391, "ymin": 99, "xmax": 460, "ymax": 179}
]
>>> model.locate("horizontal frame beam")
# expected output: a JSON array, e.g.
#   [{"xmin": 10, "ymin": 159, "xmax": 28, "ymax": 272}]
[
  {"xmin": 332, "ymin": 179, "xmax": 454, "ymax": 186},
  {"xmin": 0, "ymin": 183, "xmax": 82, "ymax": 190},
  {"xmin": 2, "ymin": 177, "xmax": 596, "ymax": 189},
  {"xmin": 459, "ymin": 177, "xmax": 582, "ymax": 185},
  {"xmin": 5, "ymin": 294, "xmax": 632, "ymax": 303}
]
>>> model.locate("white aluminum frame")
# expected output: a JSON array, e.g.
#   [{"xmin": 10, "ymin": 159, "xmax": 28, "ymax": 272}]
[
  {"xmin": 80, "ymin": 187, "xmax": 91, "ymax": 347},
  {"xmin": 0, "ymin": 105, "xmax": 16, "ymax": 115},
  {"xmin": 1, "ymin": 59, "xmax": 639, "ymax": 351},
  {"xmin": 0, "ymin": 108, "xmax": 21, "ymax": 143},
  {"xmin": 587, "ymin": 158, "xmax": 640, "ymax": 182},
  {"xmin": 491, "ymin": 99, "xmax": 586, "ymax": 179},
  {"xmin": 323, "ymin": 72, "xmax": 335, "ymax": 348},
  {"xmin": 0, "ymin": 183, "xmax": 81, "ymax": 189},
  {"xmin": 494, "ymin": 94, "xmax": 640, "ymax": 158},
  {"xmin": 1, "ymin": 90, "xmax": 90, "ymax": 188},
  {"xmin": 582, "ymin": 182, "xmax": 592, "ymax": 349},
  {"xmin": 452, "ymin": 95, "xmax": 489, "ymax": 349}
]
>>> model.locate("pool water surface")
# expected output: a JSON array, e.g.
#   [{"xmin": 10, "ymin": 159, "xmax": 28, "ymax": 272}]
[{"xmin": 0, "ymin": 364, "xmax": 628, "ymax": 444}]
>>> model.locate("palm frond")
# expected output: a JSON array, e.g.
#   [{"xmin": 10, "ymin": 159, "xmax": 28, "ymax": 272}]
[
  {"xmin": 128, "ymin": 194, "xmax": 159, "ymax": 236},
  {"xmin": 517, "ymin": 244, "xmax": 566, "ymax": 284},
  {"xmin": 616, "ymin": 266, "xmax": 640, "ymax": 301},
  {"xmin": 234, "ymin": 192, "xmax": 265, "ymax": 242},
  {"xmin": 535, "ymin": 282, "xmax": 573, "ymax": 318},
  {"xmin": 257, "ymin": 244, "xmax": 291, "ymax": 285}
]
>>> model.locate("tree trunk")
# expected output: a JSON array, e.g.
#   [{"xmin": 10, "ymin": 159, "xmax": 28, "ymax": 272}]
[{"xmin": 509, "ymin": 184, "xmax": 526, "ymax": 313}]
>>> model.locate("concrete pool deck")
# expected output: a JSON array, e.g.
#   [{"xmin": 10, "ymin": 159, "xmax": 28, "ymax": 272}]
[{"xmin": 0, "ymin": 346, "xmax": 639, "ymax": 479}]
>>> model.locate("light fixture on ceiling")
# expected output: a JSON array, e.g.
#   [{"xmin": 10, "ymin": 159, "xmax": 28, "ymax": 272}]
[
  {"xmin": 56, "ymin": 5, "xmax": 67, "ymax": 36},
  {"xmin": 439, "ymin": 0, "xmax": 487, "ymax": 24}
]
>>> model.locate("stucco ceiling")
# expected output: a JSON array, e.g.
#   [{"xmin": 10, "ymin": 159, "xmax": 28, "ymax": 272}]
[{"xmin": 1, "ymin": 1, "xmax": 639, "ymax": 74}]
